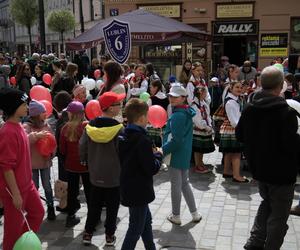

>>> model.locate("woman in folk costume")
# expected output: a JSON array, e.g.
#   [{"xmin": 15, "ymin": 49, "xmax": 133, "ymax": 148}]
[
  {"xmin": 219, "ymin": 81, "xmax": 249, "ymax": 183},
  {"xmin": 126, "ymin": 64, "xmax": 148, "ymax": 99},
  {"xmin": 186, "ymin": 62, "xmax": 211, "ymax": 106},
  {"xmin": 191, "ymin": 86, "xmax": 215, "ymax": 174}
]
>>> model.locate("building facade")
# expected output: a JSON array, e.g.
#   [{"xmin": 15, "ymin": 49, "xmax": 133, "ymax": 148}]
[
  {"xmin": 0, "ymin": 0, "xmax": 15, "ymax": 53},
  {"xmin": 104, "ymin": 0, "xmax": 300, "ymax": 73},
  {"xmin": 9, "ymin": 0, "xmax": 74, "ymax": 56}
]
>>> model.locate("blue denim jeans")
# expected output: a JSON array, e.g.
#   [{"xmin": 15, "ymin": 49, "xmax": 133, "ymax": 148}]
[
  {"xmin": 121, "ymin": 205, "xmax": 156, "ymax": 250},
  {"xmin": 32, "ymin": 168, "xmax": 54, "ymax": 207}
]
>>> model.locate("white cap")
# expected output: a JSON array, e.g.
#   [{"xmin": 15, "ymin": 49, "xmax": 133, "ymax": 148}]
[
  {"xmin": 168, "ymin": 84, "xmax": 187, "ymax": 97},
  {"xmin": 210, "ymin": 77, "xmax": 219, "ymax": 83}
]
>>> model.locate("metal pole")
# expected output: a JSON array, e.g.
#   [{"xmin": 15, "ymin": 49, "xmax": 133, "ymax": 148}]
[{"xmin": 38, "ymin": 0, "xmax": 46, "ymax": 53}]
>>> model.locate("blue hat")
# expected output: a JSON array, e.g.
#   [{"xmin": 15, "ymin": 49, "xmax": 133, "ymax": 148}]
[
  {"xmin": 29, "ymin": 100, "xmax": 46, "ymax": 117},
  {"xmin": 169, "ymin": 75, "xmax": 176, "ymax": 83}
]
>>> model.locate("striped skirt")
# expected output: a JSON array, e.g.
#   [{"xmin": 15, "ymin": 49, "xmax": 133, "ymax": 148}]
[
  {"xmin": 193, "ymin": 134, "xmax": 215, "ymax": 153},
  {"xmin": 219, "ymin": 133, "xmax": 243, "ymax": 153}
]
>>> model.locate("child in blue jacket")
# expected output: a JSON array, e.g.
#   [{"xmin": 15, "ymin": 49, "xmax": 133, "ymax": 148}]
[
  {"xmin": 162, "ymin": 84, "xmax": 202, "ymax": 225},
  {"xmin": 119, "ymin": 98, "xmax": 162, "ymax": 250}
]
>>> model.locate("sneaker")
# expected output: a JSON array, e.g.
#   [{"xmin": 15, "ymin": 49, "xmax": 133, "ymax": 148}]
[
  {"xmin": 47, "ymin": 205, "xmax": 56, "ymax": 221},
  {"xmin": 167, "ymin": 214, "xmax": 181, "ymax": 225},
  {"xmin": 290, "ymin": 205, "xmax": 300, "ymax": 216},
  {"xmin": 82, "ymin": 231, "xmax": 93, "ymax": 246},
  {"xmin": 194, "ymin": 165, "xmax": 211, "ymax": 174},
  {"xmin": 105, "ymin": 234, "xmax": 116, "ymax": 246},
  {"xmin": 191, "ymin": 211, "xmax": 202, "ymax": 223},
  {"xmin": 65, "ymin": 215, "xmax": 80, "ymax": 228}
]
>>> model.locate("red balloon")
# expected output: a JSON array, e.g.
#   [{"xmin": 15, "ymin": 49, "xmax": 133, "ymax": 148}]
[
  {"xmin": 36, "ymin": 132, "xmax": 57, "ymax": 157},
  {"xmin": 40, "ymin": 100, "xmax": 53, "ymax": 118},
  {"xmin": 42, "ymin": 73, "xmax": 52, "ymax": 85},
  {"xmin": 94, "ymin": 69, "xmax": 101, "ymax": 79},
  {"xmin": 85, "ymin": 100, "xmax": 102, "ymax": 120},
  {"xmin": 30, "ymin": 85, "xmax": 52, "ymax": 103},
  {"xmin": 10, "ymin": 76, "xmax": 16, "ymax": 86},
  {"xmin": 148, "ymin": 105, "xmax": 168, "ymax": 128}
]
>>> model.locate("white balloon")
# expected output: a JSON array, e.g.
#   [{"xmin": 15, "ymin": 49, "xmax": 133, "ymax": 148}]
[
  {"xmin": 95, "ymin": 79, "xmax": 104, "ymax": 90},
  {"xmin": 31, "ymin": 76, "xmax": 37, "ymax": 85},
  {"xmin": 83, "ymin": 78, "xmax": 96, "ymax": 91},
  {"xmin": 286, "ymin": 99, "xmax": 300, "ymax": 135},
  {"xmin": 280, "ymin": 81, "xmax": 288, "ymax": 94},
  {"xmin": 81, "ymin": 76, "xmax": 88, "ymax": 85}
]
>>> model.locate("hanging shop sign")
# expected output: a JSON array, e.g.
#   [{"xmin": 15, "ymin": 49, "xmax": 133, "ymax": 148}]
[
  {"xmin": 138, "ymin": 5, "xmax": 181, "ymax": 18},
  {"xmin": 213, "ymin": 20, "xmax": 258, "ymax": 36},
  {"xmin": 260, "ymin": 33, "xmax": 288, "ymax": 57},
  {"xmin": 216, "ymin": 2, "xmax": 254, "ymax": 19}
]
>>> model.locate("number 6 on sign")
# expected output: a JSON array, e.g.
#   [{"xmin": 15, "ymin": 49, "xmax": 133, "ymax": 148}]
[
  {"xmin": 115, "ymin": 36, "xmax": 123, "ymax": 50},
  {"xmin": 103, "ymin": 19, "xmax": 131, "ymax": 64}
]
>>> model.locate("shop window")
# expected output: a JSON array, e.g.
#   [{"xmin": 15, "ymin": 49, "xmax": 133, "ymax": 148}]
[{"xmin": 290, "ymin": 17, "xmax": 300, "ymax": 54}]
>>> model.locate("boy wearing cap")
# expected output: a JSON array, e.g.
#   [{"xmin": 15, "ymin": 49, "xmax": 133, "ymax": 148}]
[
  {"xmin": 162, "ymin": 84, "xmax": 202, "ymax": 225},
  {"xmin": 0, "ymin": 88, "xmax": 44, "ymax": 250},
  {"xmin": 80, "ymin": 91, "xmax": 125, "ymax": 246},
  {"xmin": 119, "ymin": 98, "xmax": 162, "ymax": 250}
]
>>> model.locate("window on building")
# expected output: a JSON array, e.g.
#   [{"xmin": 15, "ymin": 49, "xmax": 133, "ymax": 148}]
[{"xmin": 291, "ymin": 17, "xmax": 300, "ymax": 54}]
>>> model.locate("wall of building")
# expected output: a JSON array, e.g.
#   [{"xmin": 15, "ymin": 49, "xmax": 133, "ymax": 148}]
[
  {"xmin": 0, "ymin": 0, "xmax": 15, "ymax": 52},
  {"xmin": 104, "ymin": 0, "xmax": 300, "ymax": 71}
]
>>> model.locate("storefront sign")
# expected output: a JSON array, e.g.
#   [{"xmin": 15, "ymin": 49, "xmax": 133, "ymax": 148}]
[
  {"xmin": 260, "ymin": 33, "xmax": 288, "ymax": 57},
  {"xmin": 186, "ymin": 43, "xmax": 193, "ymax": 61},
  {"xmin": 106, "ymin": 0, "xmax": 182, "ymax": 3},
  {"xmin": 216, "ymin": 3, "xmax": 254, "ymax": 18},
  {"xmin": 138, "ymin": 5, "xmax": 180, "ymax": 18},
  {"xmin": 103, "ymin": 19, "xmax": 131, "ymax": 64},
  {"xmin": 213, "ymin": 20, "xmax": 258, "ymax": 36}
]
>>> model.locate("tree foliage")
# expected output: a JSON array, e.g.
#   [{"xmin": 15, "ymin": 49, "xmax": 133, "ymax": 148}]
[
  {"xmin": 10, "ymin": 0, "xmax": 38, "ymax": 29},
  {"xmin": 47, "ymin": 10, "xmax": 75, "ymax": 34}
]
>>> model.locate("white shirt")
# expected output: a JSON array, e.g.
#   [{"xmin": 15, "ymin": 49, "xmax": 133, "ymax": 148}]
[
  {"xmin": 225, "ymin": 92, "xmax": 241, "ymax": 128},
  {"xmin": 192, "ymin": 97, "xmax": 212, "ymax": 135},
  {"xmin": 186, "ymin": 75, "xmax": 211, "ymax": 106}
]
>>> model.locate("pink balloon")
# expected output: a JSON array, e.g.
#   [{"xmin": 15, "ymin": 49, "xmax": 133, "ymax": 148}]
[
  {"xmin": 85, "ymin": 100, "xmax": 102, "ymax": 120},
  {"xmin": 10, "ymin": 76, "xmax": 16, "ymax": 86},
  {"xmin": 40, "ymin": 100, "xmax": 53, "ymax": 118},
  {"xmin": 42, "ymin": 73, "xmax": 52, "ymax": 85},
  {"xmin": 30, "ymin": 85, "xmax": 52, "ymax": 103},
  {"xmin": 148, "ymin": 105, "xmax": 168, "ymax": 128},
  {"xmin": 94, "ymin": 69, "xmax": 101, "ymax": 79}
]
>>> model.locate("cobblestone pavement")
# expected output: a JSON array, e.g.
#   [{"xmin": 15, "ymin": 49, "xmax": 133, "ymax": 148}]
[{"xmin": 2, "ymin": 150, "xmax": 300, "ymax": 250}]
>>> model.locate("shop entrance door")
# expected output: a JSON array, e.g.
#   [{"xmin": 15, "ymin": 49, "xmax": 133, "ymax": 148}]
[{"xmin": 224, "ymin": 36, "xmax": 247, "ymax": 67}]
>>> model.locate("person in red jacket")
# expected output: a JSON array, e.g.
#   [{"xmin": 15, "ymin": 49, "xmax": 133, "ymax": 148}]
[
  {"xmin": 60, "ymin": 101, "xmax": 90, "ymax": 227},
  {"xmin": 0, "ymin": 88, "xmax": 44, "ymax": 250}
]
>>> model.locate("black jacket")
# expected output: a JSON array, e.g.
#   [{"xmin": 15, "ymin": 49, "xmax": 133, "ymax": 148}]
[
  {"xmin": 236, "ymin": 91, "xmax": 300, "ymax": 185},
  {"xmin": 119, "ymin": 124, "xmax": 161, "ymax": 207}
]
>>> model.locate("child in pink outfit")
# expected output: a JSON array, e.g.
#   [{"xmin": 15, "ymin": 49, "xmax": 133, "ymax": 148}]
[{"xmin": 0, "ymin": 88, "xmax": 44, "ymax": 250}]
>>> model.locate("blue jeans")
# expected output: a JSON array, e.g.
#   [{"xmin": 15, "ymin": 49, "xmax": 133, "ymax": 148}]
[
  {"xmin": 121, "ymin": 205, "xmax": 156, "ymax": 250},
  {"xmin": 32, "ymin": 168, "xmax": 54, "ymax": 207}
]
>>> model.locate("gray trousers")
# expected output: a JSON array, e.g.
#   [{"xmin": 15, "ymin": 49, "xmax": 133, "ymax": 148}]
[
  {"xmin": 169, "ymin": 168, "xmax": 197, "ymax": 216},
  {"xmin": 246, "ymin": 182, "xmax": 294, "ymax": 250}
]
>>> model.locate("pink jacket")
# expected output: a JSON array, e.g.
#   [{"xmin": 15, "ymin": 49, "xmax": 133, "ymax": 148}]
[{"xmin": 23, "ymin": 121, "xmax": 54, "ymax": 169}]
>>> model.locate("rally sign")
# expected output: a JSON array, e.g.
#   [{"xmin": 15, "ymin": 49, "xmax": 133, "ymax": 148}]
[{"xmin": 103, "ymin": 19, "xmax": 131, "ymax": 64}]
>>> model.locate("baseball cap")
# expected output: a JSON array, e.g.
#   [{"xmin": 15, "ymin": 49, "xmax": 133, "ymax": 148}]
[
  {"xmin": 168, "ymin": 84, "xmax": 187, "ymax": 97},
  {"xmin": 66, "ymin": 101, "xmax": 84, "ymax": 113},
  {"xmin": 0, "ymin": 88, "xmax": 28, "ymax": 117},
  {"xmin": 209, "ymin": 77, "xmax": 219, "ymax": 83},
  {"xmin": 98, "ymin": 92, "xmax": 126, "ymax": 111}
]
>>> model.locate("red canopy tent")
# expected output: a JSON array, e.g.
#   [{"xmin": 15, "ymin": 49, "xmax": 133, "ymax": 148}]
[{"xmin": 66, "ymin": 9, "xmax": 210, "ymax": 50}]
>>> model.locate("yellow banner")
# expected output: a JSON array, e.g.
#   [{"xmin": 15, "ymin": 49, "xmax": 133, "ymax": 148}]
[
  {"xmin": 217, "ymin": 4, "xmax": 253, "ymax": 18},
  {"xmin": 260, "ymin": 48, "xmax": 288, "ymax": 57},
  {"xmin": 139, "ymin": 5, "xmax": 180, "ymax": 18}
]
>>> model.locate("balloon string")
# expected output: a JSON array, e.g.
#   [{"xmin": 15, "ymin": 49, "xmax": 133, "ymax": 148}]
[{"xmin": 5, "ymin": 188, "xmax": 31, "ymax": 231}]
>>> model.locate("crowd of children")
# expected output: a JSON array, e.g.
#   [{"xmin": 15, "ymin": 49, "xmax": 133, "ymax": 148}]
[{"xmin": 0, "ymin": 54, "xmax": 299, "ymax": 250}]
